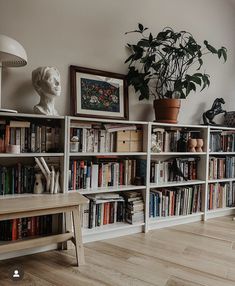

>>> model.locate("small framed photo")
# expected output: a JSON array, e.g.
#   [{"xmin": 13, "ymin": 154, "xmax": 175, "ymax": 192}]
[{"xmin": 70, "ymin": 66, "xmax": 129, "ymax": 120}]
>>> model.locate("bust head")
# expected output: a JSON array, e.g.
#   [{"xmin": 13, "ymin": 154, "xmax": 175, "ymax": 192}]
[
  {"xmin": 32, "ymin": 66, "xmax": 61, "ymax": 115},
  {"xmin": 32, "ymin": 66, "xmax": 61, "ymax": 98}
]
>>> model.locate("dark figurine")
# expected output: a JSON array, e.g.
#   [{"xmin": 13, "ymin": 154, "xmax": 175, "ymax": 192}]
[
  {"xmin": 177, "ymin": 131, "xmax": 188, "ymax": 152},
  {"xmin": 170, "ymin": 158, "xmax": 188, "ymax": 181},
  {"xmin": 203, "ymin": 98, "xmax": 227, "ymax": 125}
]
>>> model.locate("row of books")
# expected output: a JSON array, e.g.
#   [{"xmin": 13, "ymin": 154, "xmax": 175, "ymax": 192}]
[
  {"xmin": 70, "ymin": 122, "xmax": 139, "ymax": 153},
  {"xmin": 81, "ymin": 192, "xmax": 144, "ymax": 229},
  {"xmin": 68, "ymin": 159, "xmax": 146, "ymax": 190},
  {"xmin": 0, "ymin": 120, "xmax": 61, "ymax": 153},
  {"xmin": 150, "ymin": 157, "xmax": 198, "ymax": 184},
  {"xmin": 0, "ymin": 215, "xmax": 52, "ymax": 241},
  {"xmin": 149, "ymin": 185, "xmax": 202, "ymax": 218},
  {"xmin": 208, "ymin": 156, "xmax": 235, "ymax": 179},
  {"xmin": 71, "ymin": 127, "xmax": 116, "ymax": 153},
  {"xmin": 209, "ymin": 131, "xmax": 235, "ymax": 152},
  {"xmin": 207, "ymin": 182, "xmax": 235, "ymax": 210},
  {"xmin": 81, "ymin": 194, "xmax": 125, "ymax": 229},
  {"xmin": 151, "ymin": 128, "xmax": 201, "ymax": 152},
  {"xmin": 0, "ymin": 164, "xmax": 35, "ymax": 195}
]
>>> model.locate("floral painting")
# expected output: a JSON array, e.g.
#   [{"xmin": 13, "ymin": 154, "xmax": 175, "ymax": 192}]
[
  {"xmin": 70, "ymin": 65, "xmax": 128, "ymax": 120},
  {"xmin": 80, "ymin": 78, "xmax": 120, "ymax": 112}
]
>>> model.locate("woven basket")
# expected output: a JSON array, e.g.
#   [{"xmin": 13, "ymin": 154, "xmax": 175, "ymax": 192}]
[{"xmin": 224, "ymin": 112, "xmax": 235, "ymax": 127}]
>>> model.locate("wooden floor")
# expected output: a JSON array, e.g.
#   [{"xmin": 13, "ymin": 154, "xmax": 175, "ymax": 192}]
[{"xmin": 1, "ymin": 216, "xmax": 235, "ymax": 286}]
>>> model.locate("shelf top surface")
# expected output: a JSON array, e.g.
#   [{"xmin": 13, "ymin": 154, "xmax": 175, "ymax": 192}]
[
  {"xmin": 68, "ymin": 116, "xmax": 148, "ymax": 125},
  {"xmin": 0, "ymin": 112, "xmax": 64, "ymax": 120},
  {"xmin": 150, "ymin": 122, "xmax": 208, "ymax": 129}
]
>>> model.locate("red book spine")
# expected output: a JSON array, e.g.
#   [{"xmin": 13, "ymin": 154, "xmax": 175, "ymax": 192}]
[
  {"xmin": 73, "ymin": 160, "xmax": 77, "ymax": 190},
  {"xmin": 103, "ymin": 202, "xmax": 108, "ymax": 225},
  {"xmin": 12, "ymin": 219, "xmax": 18, "ymax": 241}
]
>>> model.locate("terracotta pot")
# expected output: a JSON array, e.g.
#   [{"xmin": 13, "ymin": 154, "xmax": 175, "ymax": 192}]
[{"xmin": 153, "ymin": 99, "xmax": 181, "ymax": 123}]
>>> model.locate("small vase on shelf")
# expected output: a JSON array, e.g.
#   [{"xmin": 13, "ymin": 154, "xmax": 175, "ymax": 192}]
[
  {"xmin": 196, "ymin": 138, "xmax": 204, "ymax": 152},
  {"xmin": 33, "ymin": 173, "xmax": 44, "ymax": 194},
  {"xmin": 188, "ymin": 138, "xmax": 197, "ymax": 152}
]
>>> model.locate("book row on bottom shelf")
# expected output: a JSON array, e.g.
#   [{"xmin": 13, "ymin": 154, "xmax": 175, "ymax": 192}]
[
  {"xmin": 0, "ymin": 158, "xmax": 61, "ymax": 196},
  {"xmin": 69, "ymin": 158, "xmax": 146, "ymax": 190},
  {"xmin": 0, "ymin": 215, "xmax": 53, "ymax": 241},
  {"xmin": 149, "ymin": 185, "xmax": 202, "ymax": 218},
  {"xmin": 209, "ymin": 156, "xmax": 235, "ymax": 179},
  {"xmin": 80, "ymin": 191, "xmax": 145, "ymax": 229},
  {"xmin": 208, "ymin": 182, "xmax": 235, "ymax": 210}
]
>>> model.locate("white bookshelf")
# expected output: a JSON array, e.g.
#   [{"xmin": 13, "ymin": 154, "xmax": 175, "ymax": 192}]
[{"xmin": 1, "ymin": 114, "xmax": 235, "ymax": 246}]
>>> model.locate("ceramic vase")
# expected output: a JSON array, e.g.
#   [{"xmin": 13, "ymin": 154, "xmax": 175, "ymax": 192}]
[
  {"xmin": 196, "ymin": 138, "xmax": 204, "ymax": 152},
  {"xmin": 188, "ymin": 138, "xmax": 197, "ymax": 152},
  {"xmin": 34, "ymin": 173, "xmax": 44, "ymax": 194}
]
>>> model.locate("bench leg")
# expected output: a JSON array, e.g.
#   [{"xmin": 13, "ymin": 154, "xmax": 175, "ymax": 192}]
[{"xmin": 72, "ymin": 206, "xmax": 85, "ymax": 266}]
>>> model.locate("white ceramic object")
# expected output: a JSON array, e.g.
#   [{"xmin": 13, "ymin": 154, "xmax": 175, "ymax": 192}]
[{"xmin": 33, "ymin": 173, "xmax": 44, "ymax": 194}]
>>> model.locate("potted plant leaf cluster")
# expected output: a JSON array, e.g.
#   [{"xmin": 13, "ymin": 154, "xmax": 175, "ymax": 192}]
[{"xmin": 125, "ymin": 24, "xmax": 227, "ymax": 123}]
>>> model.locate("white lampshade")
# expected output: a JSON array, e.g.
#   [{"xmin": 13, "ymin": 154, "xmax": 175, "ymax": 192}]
[
  {"xmin": 0, "ymin": 35, "xmax": 27, "ymax": 113},
  {"xmin": 0, "ymin": 34, "xmax": 27, "ymax": 67}
]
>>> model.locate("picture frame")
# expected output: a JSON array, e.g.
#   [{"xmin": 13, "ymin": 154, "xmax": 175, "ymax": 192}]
[{"xmin": 70, "ymin": 65, "xmax": 129, "ymax": 120}]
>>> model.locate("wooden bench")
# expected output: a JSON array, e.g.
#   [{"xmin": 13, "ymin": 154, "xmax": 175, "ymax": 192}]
[{"xmin": 0, "ymin": 193, "xmax": 88, "ymax": 266}]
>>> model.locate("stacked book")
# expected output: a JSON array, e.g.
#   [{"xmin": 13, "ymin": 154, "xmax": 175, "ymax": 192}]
[
  {"xmin": 0, "ymin": 215, "xmax": 52, "ymax": 241},
  {"xmin": 0, "ymin": 119, "xmax": 61, "ymax": 153},
  {"xmin": 150, "ymin": 157, "xmax": 199, "ymax": 184},
  {"xmin": 208, "ymin": 182, "xmax": 235, "ymax": 210},
  {"xmin": 149, "ymin": 185, "xmax": 202, "ymax": 218},
  {"xmin": 210, "ymin": 130, "xmax": 235, "ymax": 152},
  {"xmin": 69, "ymin": 158, "xmax": 141, "ymax": 190},
  {"xmin": 81, "ymin": 193, "xmax": 125, "ymax": 229},
  {"xmin": 209, "ymin": 156, "xmax": 235, "ymax": 179},
  {"xmin": 122, "ymin": 191, "xmax": 145, "ymax": 224}
]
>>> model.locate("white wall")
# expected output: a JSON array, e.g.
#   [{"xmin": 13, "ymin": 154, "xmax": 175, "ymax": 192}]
[{"xmin": 0, "ymin": 0, "xmax": 235, "ymax": 123}]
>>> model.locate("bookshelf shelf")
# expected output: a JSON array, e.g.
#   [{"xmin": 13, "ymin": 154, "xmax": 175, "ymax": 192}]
[
  {"xmin": 208, "ymin": 178, "xmax": 235, "ymax": 183},
  {"xmin": 151, "ymin": 152, "xmax": 206, "ymax": 156},
  {"xmin": 148, "ymin": 212, "xmax": 204, "ymax": 230},
  {"xmin": 150, "ymin": 180, "xmax": 205, "ymax": 189},
  {"xmin": 83, "ymin": 222, "xmax": 145, "ymax": 235},
  {"xmin": 0, "ymin": 153, "xmax": 64, "ymax": 158},
  {"xmin": 70, "ymin": 185, "xmax": 146, "ymax": 195},
  {"xmin": 209, "ymin": 152, "xmax": 235, "ymax": 155},
  {"xmin": 207, "ymin": 207, "xmax": 235, "ymax": 214},
  {"xmin": 69, "ymin": 152, "xmax": 148, "ymax": 157},
  {"xmin": 149, "ymin": 212, "xmax": 204, "ymax": 223}
]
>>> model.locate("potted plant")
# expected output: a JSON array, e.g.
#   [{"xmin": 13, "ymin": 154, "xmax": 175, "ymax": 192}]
[{"xmin": 125, "ymin": 24, "xmax": 227, "ymax": 123}]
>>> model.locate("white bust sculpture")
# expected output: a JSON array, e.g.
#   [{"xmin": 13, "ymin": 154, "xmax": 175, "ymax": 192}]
[{"xmin": 32, "ymin": 66, "xmax": 61, "ymax": 115}]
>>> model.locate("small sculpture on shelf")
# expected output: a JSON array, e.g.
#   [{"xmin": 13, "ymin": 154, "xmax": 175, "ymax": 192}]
[
  {"xmin": 196, "ymin": 138, "xmax": 204, "ymax": 152},
  {"xmin": 202, "ymin": 98, "xmax": 227, "ymax": 125},
  {"xmin": 151, "ymin": 133, "xmax": 162, "ymax": 153},
  {"xmin": 32, "ymin": 66, "xmax": 61, "ymax": 115},
  {"xmin": 33, "ymin": 173, "xmax": 44, "ymax": 194},
  {"xmin": 177, "ymin": 131, "xmax": 188, "ymax": 152},
  {"xmin": 188, "ymin": 138, "xmax": 197, "ymax": 152},
  {"xmin": 169, "ymin": 158, "xmax": 188, "ymax": 181}
]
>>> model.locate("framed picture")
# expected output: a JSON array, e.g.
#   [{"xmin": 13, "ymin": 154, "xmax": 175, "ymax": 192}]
[{"xmin": 70, "ymin": 65, "xmax": 129, "ymax": 120}]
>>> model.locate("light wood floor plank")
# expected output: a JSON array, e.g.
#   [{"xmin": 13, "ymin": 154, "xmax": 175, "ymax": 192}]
[{"xmin": 1, "ymin": 216, "xmax": 235, "ymax": 286}]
